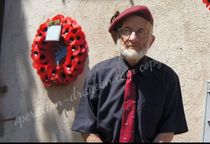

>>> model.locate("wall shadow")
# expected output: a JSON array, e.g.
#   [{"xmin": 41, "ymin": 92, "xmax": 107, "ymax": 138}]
[
  {"xmin": 45, "ymin": 56, "xmax": 89, "ymax": 142},
  {"xmin": 0, "ymin": 0, "xmax": 38, "ymax": 141},
  {"xmin": 0, "ymin": 0, "xmax": 5, "ymax": 55},
  {"xmin": 0, "ymin": 114, "xmax": 4, "ymax": 137}
]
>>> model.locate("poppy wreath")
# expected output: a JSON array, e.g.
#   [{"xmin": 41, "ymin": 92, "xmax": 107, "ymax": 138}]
[
  {"xmin": 31, "ymin": 14, "xmax": 88, "ymax": 87},
  {"xmin": 203, "ymin": 0, "xmax": 210, "ymax": 10}
]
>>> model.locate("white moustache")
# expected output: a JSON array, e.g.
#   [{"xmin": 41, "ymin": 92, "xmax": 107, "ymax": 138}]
[{"xmin": 117, "ymin": 40, "xmax": 149, "ymax": 66}]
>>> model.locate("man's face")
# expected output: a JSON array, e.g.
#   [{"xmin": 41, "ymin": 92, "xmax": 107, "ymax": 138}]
[{"xmin": 117, "ymin": 15, "xmax": 155, "ymax": 65}]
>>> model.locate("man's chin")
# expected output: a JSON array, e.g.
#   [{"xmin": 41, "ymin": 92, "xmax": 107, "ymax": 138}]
[
  {"xmin": 117, "ymin": 41, "xmax": 147, "ymax": 65},
  {"xmin": 121, "ymin": 49, "xmax": 144, "ymax": 66}
]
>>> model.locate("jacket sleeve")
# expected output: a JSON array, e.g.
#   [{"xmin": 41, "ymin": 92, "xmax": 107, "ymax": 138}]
[
  {"xmin": 158, "ymin": 70, "xmax": 188, "ymax": 134},
  {"xmin": 71, "ymin": 66, "xmax": 99, "ymax": 134}
]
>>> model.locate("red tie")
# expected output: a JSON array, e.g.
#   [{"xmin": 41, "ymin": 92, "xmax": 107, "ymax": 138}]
[{"xmin": 119, "ymin": 70, "xmax": 136, "ymax": 143}]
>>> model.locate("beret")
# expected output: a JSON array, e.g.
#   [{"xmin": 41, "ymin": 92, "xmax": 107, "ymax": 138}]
[{"xmin": 108, "ymin": 5, "xmax": 153, "ymax": 33}]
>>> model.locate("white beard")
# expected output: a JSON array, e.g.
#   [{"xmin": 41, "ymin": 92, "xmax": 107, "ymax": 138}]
[{"xmin": 117, "ymin": 39, "xmax": 149, "ymax": 66}]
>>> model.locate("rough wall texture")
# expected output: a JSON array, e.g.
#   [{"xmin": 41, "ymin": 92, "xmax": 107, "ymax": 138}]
[{"xmin": 0, "ymin": 0, "xmax": 209, "ymax": 142}]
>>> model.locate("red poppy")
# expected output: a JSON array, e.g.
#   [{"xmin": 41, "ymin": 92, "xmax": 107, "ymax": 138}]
[
  {"xmin": 31, "ymin": 14, "xmax": 88, "ymax": 87},
  {"xmin": 203, "ymin": 0, "xmax": 210, "ymax": 10}
]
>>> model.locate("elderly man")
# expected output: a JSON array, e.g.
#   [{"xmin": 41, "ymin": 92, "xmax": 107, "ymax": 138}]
[{"xmin": 72, "ymin": 5, "xmax": 188, "ymax": 142}]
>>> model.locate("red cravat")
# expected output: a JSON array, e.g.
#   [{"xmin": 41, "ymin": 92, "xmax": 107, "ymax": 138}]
[{"xmin": 119, "ymin": 70, "xmax": 136, "ymax": 143}]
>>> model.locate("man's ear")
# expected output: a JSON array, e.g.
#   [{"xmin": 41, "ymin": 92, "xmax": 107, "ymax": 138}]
[{"xmin": 149, "ymin": 35, "xmax": 155, "ymax": 47}]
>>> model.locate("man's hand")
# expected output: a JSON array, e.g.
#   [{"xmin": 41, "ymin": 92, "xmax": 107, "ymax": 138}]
[
  {"xmin": 82, "ymin": 133, "xmax": 103, "ymax": 143},
  {"xmin": 153, "ymin": 132, "xmax": 174, "ymax": 143}
]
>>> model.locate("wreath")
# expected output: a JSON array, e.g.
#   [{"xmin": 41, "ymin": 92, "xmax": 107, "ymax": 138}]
[
  {"xmin": 203, "ymin": 0, "xmax": 210, "ymax": 10},
  {"xmin": 31, "ymin": 14, "xmax": 88, "ymax": 87}
]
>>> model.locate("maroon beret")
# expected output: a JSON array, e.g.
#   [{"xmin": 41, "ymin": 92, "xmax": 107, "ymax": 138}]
[{"xmin": 108, "ymin": 5, "xmax": 154, "ymax": 33}]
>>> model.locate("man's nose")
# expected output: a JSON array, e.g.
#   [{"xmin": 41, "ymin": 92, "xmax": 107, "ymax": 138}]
[{"xmin": 128, "ymin": 31, "xmax": 137, "ymax": 41}]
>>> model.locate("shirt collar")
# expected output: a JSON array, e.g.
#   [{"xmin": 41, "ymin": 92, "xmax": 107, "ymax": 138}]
[{"xmin": 117, "ymin": 55, "xmax": 149, "ymax": 78}]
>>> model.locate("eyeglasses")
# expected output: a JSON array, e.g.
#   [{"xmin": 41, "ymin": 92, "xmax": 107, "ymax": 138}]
[{"xmin": 118, "ymin": 27, "xmax": 152, "ymax": 38}]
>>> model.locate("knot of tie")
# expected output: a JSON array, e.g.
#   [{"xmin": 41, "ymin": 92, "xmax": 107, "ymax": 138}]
[{"xmin": 127, "ymin": 69, "xmax": 136, "ymax": 79}]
